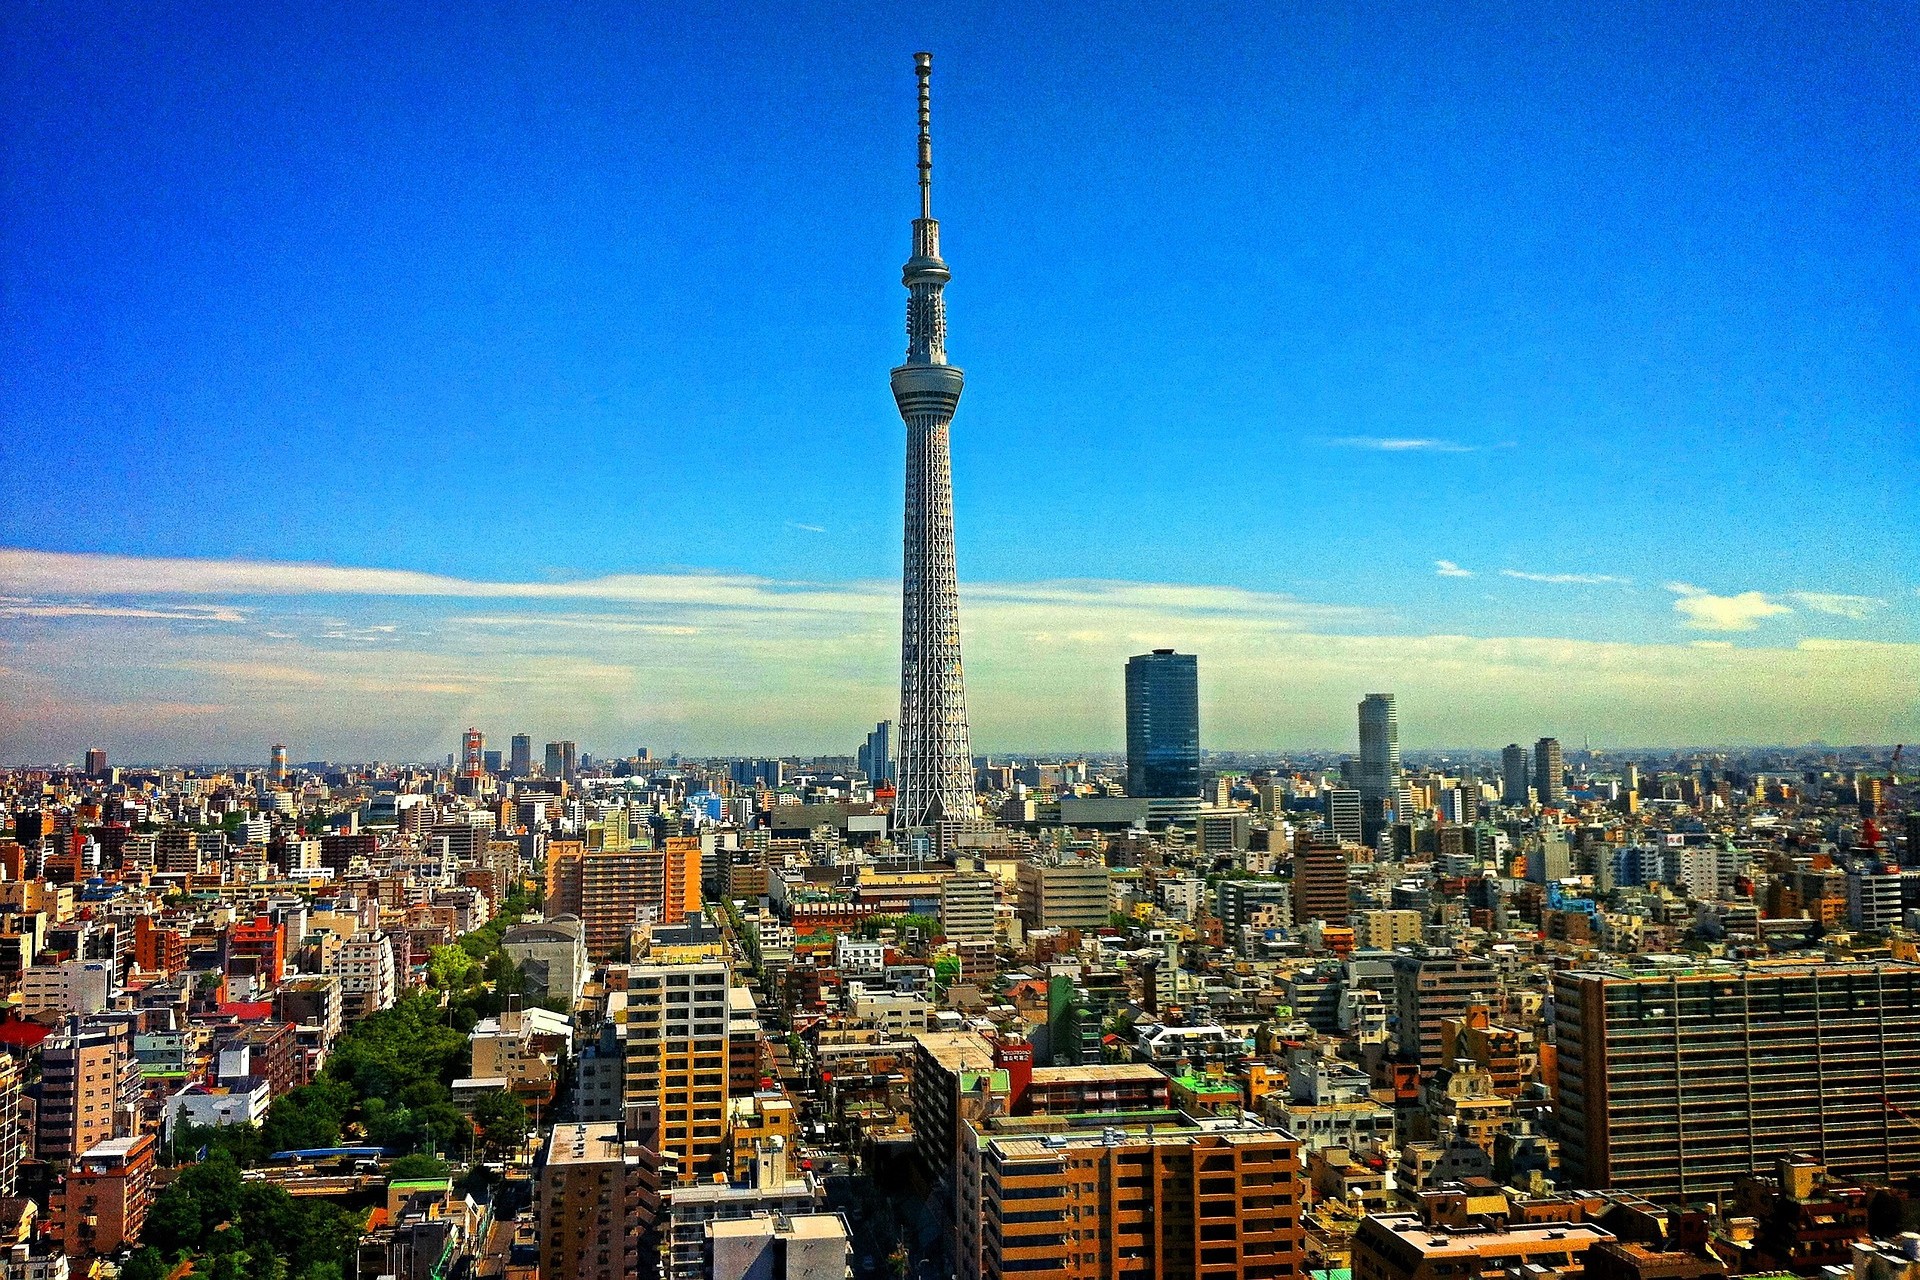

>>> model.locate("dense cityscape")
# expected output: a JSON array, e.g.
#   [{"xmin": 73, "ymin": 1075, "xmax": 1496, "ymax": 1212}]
[{"xmin": 3, "ymin": 11, "xmax": 1916, "ymax": 1280}]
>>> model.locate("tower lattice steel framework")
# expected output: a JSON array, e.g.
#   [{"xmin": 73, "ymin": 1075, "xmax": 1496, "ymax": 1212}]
[{"xmin": 891, "ymin": 51, "xmax": 975, "ymax": 829}]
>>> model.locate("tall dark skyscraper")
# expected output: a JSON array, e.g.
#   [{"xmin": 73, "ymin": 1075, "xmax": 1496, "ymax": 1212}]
[
  {"xmin": 892, "ymin": 52, "xmax": 974, "ymax": 830},
  {"xmin": 510, "ymin": 733, "xmax": 533, "ymax": 779},
  {"xmin": 1125, "ymin": 649, "xmax": 1200, "ymax": 799},
  {"xmin": 1501, "ymin": 743, "xmax": 1530, "ymax": 804},
  {"xmin": 859, "ymin": 720, "xmax": 894, "ymax": 784},
  {"xmin": 1357, "ymin": 693, "xmax": 1400, "ymax": 824},
  {"xmin": 1535, "ymin": 737, "xmax": 1566, "ymax": 806}
]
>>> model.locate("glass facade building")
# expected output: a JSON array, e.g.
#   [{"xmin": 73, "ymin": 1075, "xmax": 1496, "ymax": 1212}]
[{"xmin": 1125, "ymin": 649, "xmax": 1200, "ymax": 799}]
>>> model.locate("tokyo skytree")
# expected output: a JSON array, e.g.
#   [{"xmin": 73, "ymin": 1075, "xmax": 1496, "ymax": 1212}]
[{"xmin": 890, "ymin": 51, "xmax": 975, "ymax": 830}]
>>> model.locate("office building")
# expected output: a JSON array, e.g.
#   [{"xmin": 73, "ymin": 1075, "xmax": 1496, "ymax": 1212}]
[
  {"xmin": 1534, "ymin": 738, "xmax": 1566, "ymax": 807},
  {"xmin": 538, "ymin": 1123, "xmax": 654, "ymax": 1280},
  {"xmin": 891, "ymin": 53, "xmax": 976, "ymax": 831},
  {"xmin": 506, "ymin": 732, "xmax": 531, "ymax": 778},
  {"xmin": 940, "ymin": 871, "xmax": 997, "ymax": 942},
  {"xmin": 85, "ymin": 748, "xmax": 108, "ymax": 779},
  {"xmin": 1326, "ymin": 788, "xmax": 1363, "ymax": 846},
  {"xmin": 624, "ymin": 955, "xmax": 732, "ymax": 1178},
  {"xmin": 1015, "ymin": 859, "xmax": 1110, "ymax": 931},
  {"xmin": 1293, "ymin": 843, "xmax": 1350, "ymax": 927},
  {"xmin": 1554, "ymin": 959, "xmax": 1920, "ymax": 1199},
  {"xmin": 546, "ymin": 741, "xmax": 578, "ymax": 781},
  {"xmin": 955, "ymin": 1110, "xmax": 1304, "ymax": 1280},
  {"xmin": 1358, "ymin": 693, "xmax": 1401, "ymax": 825},
  {"xmin": 1125, "ymin": 649, "xmax": 1201, "ymax": 799},
  {"xmin": 1500, "ymin": 744, "xmax": 1529, "ymax": 805},
  {"xmin": 857, "ymin": 720, "xmax": 893, "ymax": 784}
]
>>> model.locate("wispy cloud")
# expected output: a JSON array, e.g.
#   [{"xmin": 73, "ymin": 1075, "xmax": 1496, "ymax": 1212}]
[
  {"xmin": 1499, "ymin": 569, "xmax": 1632, "ymax": 586},
  {"xmin": 785, "ymin": 522, "xmax": 827, "ymax": 534},
  {"xmin": 1790, "ymin": 591, "xmax": 1885, "ymax": 619},
  {"xmin": 0, "ymin": 597, "xmax": 248, "ymax": 623},
  {"xmin": 1329, "ymin": 437, "xmax": 1477, "ymax": 453},
  {"xmin": 1434, "ymin": 560, "xmax": 1474, "ymax": 578},
  {"xmin": 1665, "ymin": 582, "xmax": 1793, "ymax": 631}
]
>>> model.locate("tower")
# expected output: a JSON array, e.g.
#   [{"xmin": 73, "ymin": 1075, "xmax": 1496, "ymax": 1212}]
[
  {"xmin": 461, "ymin": 728, "xmax": 485, "ymax": 780},
  {"xmin": 1125, "ymin": 650, "xmax": 1201, "ymax": 798},
  {"xmin": 1357, "ymin": 693, "xmax": 1400, "ymax": 825},
  {"xmin": 892, "ymin": 52, "xmax": 974, "ymax": 830}
]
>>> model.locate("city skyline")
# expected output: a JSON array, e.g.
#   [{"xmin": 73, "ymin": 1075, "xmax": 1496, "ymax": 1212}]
[{"xmin": 3, "ymin": 4, "xmax": 1916, "ymax": 760}]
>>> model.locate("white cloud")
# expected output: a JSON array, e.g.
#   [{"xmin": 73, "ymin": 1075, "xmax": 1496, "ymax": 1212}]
[
  {"xmin": 1789, "ymin": 591, "xmax": 1885, "ymax": 619},
  {"xmin": 1329, "ymin": 437, "xmax": 1476, "ymax": 453},
  {"xmin": 1435, "ymin": 561, "xmax": 1474, "ymax": 578},
  {"xmin": 1499, "ymin": 570, "xmax": 1632, "ymax": 586},
  {"xmin": 785, "ymin": 522, "xmax": 827, "ymax": 534},
  {"xmin": 3, "ymin": 548, "xmax": 1916, "ymax": 760},
  {"xmin": 1665, "ymin": 583, "xmax": 1794, "ymax": 631}
]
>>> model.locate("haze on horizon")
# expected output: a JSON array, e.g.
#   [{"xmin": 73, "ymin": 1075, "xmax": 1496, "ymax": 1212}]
[{"xmin": 2, "ymin": 3, "xmax": 1915, "ymax": 763}]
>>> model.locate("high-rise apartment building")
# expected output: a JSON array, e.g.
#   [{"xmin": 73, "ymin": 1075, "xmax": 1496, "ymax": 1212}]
[
  {"xmin": 576, "ymin": 840, "xmax": 704, "ymax": 963},
  {"xmin": 333, "ymin": 930, "xmax": 397, "ymax": 1021},
  {"xmin": 1392, "ymin": 950, "xmax": 1498, "ymax": 1076},
  {"xmin": 1534, "ymin": 737, "xmax": 1566, "ymax": 806},
  {"xmin": 1555, "ymin": 959, "xmax": 1920, "ymax": 1199},
  {"xmin": 538, "ymin": 1122, "xmax": 654, "ymax": 1280},
  {"xmin": 1293, "ymin": 843, "xmax": 1351, "ymax": 926},
  {"xmin": 954, "ymin": 1111, "xmax": 1304, "ymax": 1280},
  {"xmin": 1125, "ymin": 649, "xmax": 1201, "ymax": 799},
  {"xmin": 1500, "ymin": 744, "xmax": 1529, "ymax": 805},
  {"xmin": 1358, "ymin": 694, "xmax": 1400, "ymax": 825},
  {"xmin": 510, "ymin": 733, "xmax": 533, "ymax": 779},
  {"xmin": 1325, "ymin": 788, "xmax": 1363, "ymax": 846},
  {"xmin": 624, "ymin": 954, "xmax": 732, "ymax": 1178},
  {"xmin": 37, "ymin": 1023, "xmax": 140, "ymax": 1166},
  {"xmin": 891, "ymin": 53, "xmax": 975, "ymax": 831},
  {"xmin": 51, "ymin": 1133, "xmax": 157, "ymax": 1258},
  {"xmin": 0, "ymin": 1054, "xmax": 21, "ymax": 1196},
  {"xmin": 857, "ymin": 720, "xmax": 894, "ymax": 784}
]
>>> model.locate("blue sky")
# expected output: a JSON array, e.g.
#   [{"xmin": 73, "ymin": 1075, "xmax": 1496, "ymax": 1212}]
[{"xmin": 1, "ymin": 2, "xmax": 1915, "ymax": 761}]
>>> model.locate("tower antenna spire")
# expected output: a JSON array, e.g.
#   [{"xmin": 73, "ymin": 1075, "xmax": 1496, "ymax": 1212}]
[
  {"xmin": 891, "ymin": 50, "xmax": 973, "ymax": 830},
  {"xmin": 915, "ymin": 51, "xmax": 933, "ymax": 218}
]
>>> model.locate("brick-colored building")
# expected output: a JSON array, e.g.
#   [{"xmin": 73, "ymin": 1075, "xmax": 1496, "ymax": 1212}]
[
  {"xmin": 957, "ymin": 1111, "xmax": 1304, "ymax": 1280},
  {"xmin": 51, "ymin": 1133, "xmax": 156, "ymax": 1258}
]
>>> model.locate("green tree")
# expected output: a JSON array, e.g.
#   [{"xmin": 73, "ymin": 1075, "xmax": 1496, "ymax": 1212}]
[
  {"xmin": 124, "ymin": 1248, "xmax": 170, "ymax": 1280},
  {"xmin": 471, "ymin": 1090, "xmax": 528, "ymax": 1159},
  {"xmin": 387, "ymin": 1153, "xmax": 451, "ymax": 1180}
]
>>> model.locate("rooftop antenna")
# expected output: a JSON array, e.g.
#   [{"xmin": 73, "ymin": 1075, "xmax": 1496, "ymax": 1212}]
[{"xmin": 915, "ymin": 51, "xmax": 933, "ymax": 219}]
